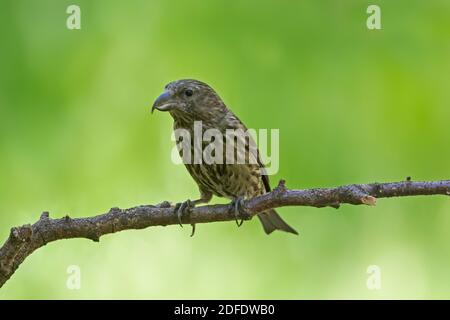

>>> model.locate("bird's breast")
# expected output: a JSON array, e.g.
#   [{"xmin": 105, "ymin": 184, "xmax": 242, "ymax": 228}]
[{"xmin": 173, "ymin": 121, "xmax": 265, "ymax": 199}]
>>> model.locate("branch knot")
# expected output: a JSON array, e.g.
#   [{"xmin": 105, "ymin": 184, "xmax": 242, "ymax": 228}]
[{"xmin": 10, "ymin": 225, "xmax": 32, "ymax": 244}]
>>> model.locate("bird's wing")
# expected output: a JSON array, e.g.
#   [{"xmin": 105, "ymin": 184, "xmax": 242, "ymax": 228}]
[
  {"xmin": 224, "ymin": 111, "xmax": 272, "ymax": 193},
  {"xmin": 258, "ymin": 155, "xmax": 271, "ymax": 192}
]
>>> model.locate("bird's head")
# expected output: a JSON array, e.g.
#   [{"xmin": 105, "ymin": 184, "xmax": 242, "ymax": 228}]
[{"xmin": 151, "ymin": 79, "xmax": 227, "ymax": 123}]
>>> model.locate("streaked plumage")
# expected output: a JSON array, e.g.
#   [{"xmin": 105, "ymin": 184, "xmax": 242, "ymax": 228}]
[{"xmin": 152, "ymin": 79, "xmax": 297, "ymax": 235}]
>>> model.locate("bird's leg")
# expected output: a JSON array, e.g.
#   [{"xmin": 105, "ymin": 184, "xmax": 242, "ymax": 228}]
[
  {"xmin": 174, "ymin": 190, "xmax": 213, "ymax": 236},
  {"xmin": 231, "ymin": 197, "xmax": 249, "ymax": 227},
  {"xmin": 174, "ymin": 200, "xmax": 193, "ymax": 228}
]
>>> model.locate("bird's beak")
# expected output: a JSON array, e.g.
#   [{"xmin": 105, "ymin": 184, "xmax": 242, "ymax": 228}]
[{"xmin": 151, "ymin": 90, "xmax": 176, "ymax": 113}]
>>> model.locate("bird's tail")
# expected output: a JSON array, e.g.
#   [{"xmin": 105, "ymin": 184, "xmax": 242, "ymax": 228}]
[{"xmin": 257, "ymin": 209, "xmax": 298, "ymax": 235}]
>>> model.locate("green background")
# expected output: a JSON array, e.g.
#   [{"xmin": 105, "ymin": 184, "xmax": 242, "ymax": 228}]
[{"xmin": 0, "ymin": 0, "xmax": 449, "ymax": 299}]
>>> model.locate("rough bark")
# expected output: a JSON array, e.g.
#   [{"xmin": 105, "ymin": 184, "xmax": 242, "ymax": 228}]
[{"xmin": 0, "ymin": 179, "xmax": 449, "ymax": 288}]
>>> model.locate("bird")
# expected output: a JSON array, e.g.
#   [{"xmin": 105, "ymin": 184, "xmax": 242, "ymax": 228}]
[{"xmin": 151, "ymin": 79, "xmax": 297, "ymax": 235}]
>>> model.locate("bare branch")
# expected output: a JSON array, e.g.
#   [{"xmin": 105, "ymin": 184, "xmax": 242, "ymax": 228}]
[{"xmin": 0, "ymin": 179, "xmax": 449, "ymax": 288}]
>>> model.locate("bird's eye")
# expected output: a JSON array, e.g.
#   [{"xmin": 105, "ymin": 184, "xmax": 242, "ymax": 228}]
[{"xmin": 185, "ymin": 89, "xmax": 193, "ymax": 97}]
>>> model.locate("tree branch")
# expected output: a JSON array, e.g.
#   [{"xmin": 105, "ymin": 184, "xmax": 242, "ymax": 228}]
[{"xmin": 0, "ymin": 179, "xmax": 449, "ymax": 288}]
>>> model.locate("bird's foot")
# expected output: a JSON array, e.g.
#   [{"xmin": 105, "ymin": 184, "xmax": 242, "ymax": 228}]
[
  {"xmin": 174, "ymin": 199, "xmax": 197, "ymax": 236},
  {"xmin": 174, "ymin": 199, "xmax": 194, "ymax": 226},
  {"xmin": 231, "ymin": 198, "xmax": 249, "ymax": 227}
]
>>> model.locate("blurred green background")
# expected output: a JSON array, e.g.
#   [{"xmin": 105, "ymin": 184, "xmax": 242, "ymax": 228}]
[{"xmin": 0, "ymin": 0, "xmax": 449, "ymax": 299}]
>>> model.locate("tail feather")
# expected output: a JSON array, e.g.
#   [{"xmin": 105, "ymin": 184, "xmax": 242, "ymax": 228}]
[{"xmin": 257, "ymin": 209, "xmax": 298, "ymax": 235}]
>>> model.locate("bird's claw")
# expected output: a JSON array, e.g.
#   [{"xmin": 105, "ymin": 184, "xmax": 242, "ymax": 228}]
[
  {"xmin": 174, "ymin": 199, "xmax": 193, "ymax": 227},
  {"xmin": 232, "ymin": 198, "xmax": 247, "ymax": 227},
  {"xmin": 174, "ymin": 200, "xmax": 197, "ymax": 236}
]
